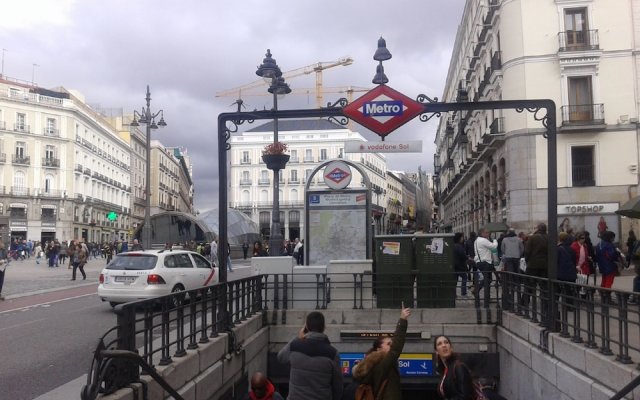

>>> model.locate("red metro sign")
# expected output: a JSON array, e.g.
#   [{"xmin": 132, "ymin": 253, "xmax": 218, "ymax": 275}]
[{"xmin": 343, "ymin": 85, "xmax": 424, "ymax": 138}]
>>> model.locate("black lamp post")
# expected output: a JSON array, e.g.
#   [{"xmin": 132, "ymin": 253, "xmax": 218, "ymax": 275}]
[
  {"xmin": 130, "ymin": 85, "xmax": 167, "ymax": 249},
  {"xmin": 256, "ymin": 50, "xmax": 291, "ymax": 256}
]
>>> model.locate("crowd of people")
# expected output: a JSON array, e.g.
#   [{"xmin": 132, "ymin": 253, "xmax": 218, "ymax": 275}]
[{"xmin": 452, "ymin": 223, "xmax": 639, "ymax": 307}]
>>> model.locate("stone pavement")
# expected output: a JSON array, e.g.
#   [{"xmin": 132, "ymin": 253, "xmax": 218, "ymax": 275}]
[{"xmin": 0, "ymin": 254, "xmax": 255, "ymax": 300}]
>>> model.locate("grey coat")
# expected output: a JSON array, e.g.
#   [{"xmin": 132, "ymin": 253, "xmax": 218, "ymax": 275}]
[{"xmin": 277, "ymin": 331, "xmax": 343, "ymax": 400}]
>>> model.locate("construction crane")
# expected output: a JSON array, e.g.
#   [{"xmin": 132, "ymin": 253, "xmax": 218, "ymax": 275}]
[
  {"xmin": 222, "ymin": 85, "xmax": 370, "ymax": 105},
  {"xmin": 216, "ymin": 56, "xmax": 355, "ymax": 108}
]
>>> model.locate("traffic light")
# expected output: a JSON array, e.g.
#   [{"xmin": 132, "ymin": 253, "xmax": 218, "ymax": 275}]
[{"xmin": 106, "ymin": 211, "xmax": 118, "ymax": 221}]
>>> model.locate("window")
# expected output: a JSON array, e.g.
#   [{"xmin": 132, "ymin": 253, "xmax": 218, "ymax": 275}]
[
  {"xmin": 242, "ymin": 171, "xmax": 250, "ymax": 180},
  {"xmin": 565, "ymin": 8, "xmax": 588, "ymax": 49},
  {"xmin": 46, "ymin": 118, "xmax": 56, "ymax": 135},
  {"xmin": 290, "ymin": 149, "xmax": 298, "ymax": 161},
  {"xmin": 261, "ymin": 170, "xmax": 269, "ymax": 180},
  {"xmin": 568, "ymin": 76, "xmax": 593, "ymax": 121},
  {"xmin": 16, "ymin": 141, "xmax": 26, "ymax": 158},
  {"xmin": 305, "ymin": 149, "xmax": 313, "ymax": 162},
  {"xmin": 290, "ymin": 169, "xmax": 298, "ymax": 182},
  {"xmin": 305, "ymin": 169, "xmax": 313, "ymax": 182},
  {"xmin": 44, "ymin": 174, "xmax": 55, "ymax": 193},
  {"xmin": 320, "ymin": 149, "xmax": 327, "ymax": 161},
  {"xmin": 16, "ymin": 113, "xmax": 26, "ymax": 131},
  {"xmin": 571, "ymin": 146, "xmax": 595, "ymax": 187},
  {"xmin": 241, "ymin": 151, "xmax": 250, "ymax": 164},
  {"xmin": 45, "ymin": 145, "xmax": 55, "ymax": 160}
]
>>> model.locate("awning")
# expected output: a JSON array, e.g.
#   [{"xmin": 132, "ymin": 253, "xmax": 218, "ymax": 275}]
[{"xmin": 9, "ymin": 203, "xmax": 27, "ymax": 208}]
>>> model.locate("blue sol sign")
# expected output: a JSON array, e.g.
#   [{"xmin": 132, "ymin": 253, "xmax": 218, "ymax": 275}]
[
  {"xmin": 343, "ymin": 85, "xmax": 424, "ymax": 139},
  {"xmin": 340, "ymin": 353, "xmax": 433, "ymax": 377}
]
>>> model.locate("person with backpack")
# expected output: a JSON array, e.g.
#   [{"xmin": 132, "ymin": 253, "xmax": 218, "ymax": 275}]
[{"xmin": 352, "ymin": 304, "xmax": 411, "ymax": 400}]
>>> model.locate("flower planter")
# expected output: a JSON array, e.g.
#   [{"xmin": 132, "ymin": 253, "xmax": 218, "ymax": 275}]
[{"xmin": 262, "ymin": 154, "xmax": 290, "ymax": 170}]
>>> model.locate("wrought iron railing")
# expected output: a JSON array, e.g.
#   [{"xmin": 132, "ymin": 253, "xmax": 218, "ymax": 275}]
[
  {"xmin": 558, "ymin": 29, "xmax": 599, "ymax": 52},
  {"xmin": 560, "ymin": 103, "xmax": 605, "ymax": 125},
  {"xmin": 82, "ymin": 270, "xmax": 640, "ymax": 399}
]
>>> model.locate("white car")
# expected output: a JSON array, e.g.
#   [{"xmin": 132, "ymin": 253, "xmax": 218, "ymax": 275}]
[{"xmin": 98, "ymin": 249, "xmax": 218, "ymax": 307}]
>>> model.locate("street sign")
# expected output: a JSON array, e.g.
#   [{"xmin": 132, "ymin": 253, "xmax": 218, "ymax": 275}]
[
  {"xmin": 343, "ymin": 85, "xmax": 424, "ymax": 138},
  {"xmin": 340, "ymin": 353, "xmax": 433, "ymax": 377},
  {"xmin": 344, "ymin": 140, "xmax": 422, "ymax": 153},
  {"xmin": 323, "ymin": 160, "xmax": 352, "ymax": 190}
]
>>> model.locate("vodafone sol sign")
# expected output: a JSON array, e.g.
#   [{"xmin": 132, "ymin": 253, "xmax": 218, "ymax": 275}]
[{"xmin": 343, "ymin": 85, "xmax": 424, "ymax": 138}]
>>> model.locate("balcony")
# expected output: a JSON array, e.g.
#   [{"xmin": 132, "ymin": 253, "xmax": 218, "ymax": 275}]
[
  {"xmin": 13, "ymin": 124, "xmax": 30, "ymax": 133},
  {"xmin": 240, "ymin": 158, "xmax": 252, "ymax": 165},
  {"xmin": 558, "ymin": 30, "xmax": 599, "ymax": 52},
  {"xmin": 288, "ymin": 178, "xmax": 300, "ymax": 184},
  {"xmin": 43, "ymin": 128, "xmax": 60, "ymax": 137},
  {"xmin": 12, "ymin": 155, "xmax": 30, "ymax": 165},
  {"xmin": 489, "ymin": 117, "xmax": 504, "ymax": 135},
  {"xmin": 11, "ymin": 186, "xmax": 29, "ymax": 196},
  {"xmin": 239, "ymin": 179, "xmax": 253, "ymax": 186},
  {"xmin": 41, "ymin": 189, "xmax": 63, "ymax": 198},
  {"xmin": 0, "ymin": 153, "xmax": 5, "ymax": 164},
  {"xmin": 289, "ymin": 157, "xmax": 300, "ymax": 163},
  {"xmin": 303, "ymin": 156, "xmax": 315, "ymax": 163},
  {"xmin": 75, "ymin": 163, "xmax": 83, "ymax": 173},
  {"xmin": 84, "ymin": 168, "xmax": 91, "ymax": 176},
  {"xmin": 258, "ymin": 178, "xmax": 271, "ymax": 185},
  {"xmin": 560, "ymin": 104, "xmax": 605, "ymax": 126},
  {"xmin": 76, "ymin": 193, "xmax": 84, "ymax": 201},
  {"xmin": 42, "ymin": 157, "xmax": 60, "ymax": 168},
  {"xmin": 41, "ymin": 215, "xmax": 57, "ymax": 224}
]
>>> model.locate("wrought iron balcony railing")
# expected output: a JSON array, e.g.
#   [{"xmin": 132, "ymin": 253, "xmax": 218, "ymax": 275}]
[
  {"xmin": 43, "ymin": 128, "xmax": 60, "ymax": 137},
  {"xmin": 560, "ymin": 104, "xmax": 605, "ymax": 125},
  {"xmin": 558, "ymin": 29, "xmax": 599, "ymax": 52},
  {"xmin": 12, "ymin": 155, "xmax": 30, "ymax": 165},
  {"xmin": 42, "ymin": 157, "xmax": 60, "ymax": 168}
]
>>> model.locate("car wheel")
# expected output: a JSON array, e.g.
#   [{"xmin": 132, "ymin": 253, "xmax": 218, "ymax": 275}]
[
  {"xmin": 109, "ymin": 302, "xmax": 119, "ymax": 308},
  {"xmin": 170, "ymin": 285, "xmax": 185, "ymax": 308}
]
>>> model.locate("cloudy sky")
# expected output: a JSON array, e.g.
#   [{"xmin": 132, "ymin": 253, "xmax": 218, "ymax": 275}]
[{"xmin": 2, "ymin": 0, "xmax": 465, "ymax": 211}]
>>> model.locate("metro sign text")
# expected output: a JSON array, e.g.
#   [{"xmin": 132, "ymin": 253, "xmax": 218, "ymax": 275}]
[
  {"xmin": 343, "ymin": 85, "xmax": 425, "ymax": 138},
  {"xmin": 363, "ymin": 101, "xmax": 403, "ymax": 117}
]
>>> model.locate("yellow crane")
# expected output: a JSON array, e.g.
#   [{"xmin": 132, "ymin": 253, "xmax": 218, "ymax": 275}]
[{"xmin": 216, "ymin": 56, "xmax": 356, "ymax": 108}]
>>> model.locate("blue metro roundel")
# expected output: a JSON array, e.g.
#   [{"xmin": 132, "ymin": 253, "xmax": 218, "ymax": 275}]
[{"xmin": 343, "ymin": 85, "xmax": 424, "ymax": 138}]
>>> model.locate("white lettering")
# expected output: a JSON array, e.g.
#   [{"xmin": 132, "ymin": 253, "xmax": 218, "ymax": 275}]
[{"xmin": 364, "ymin": 103, "xmax": 402, "ymax": 114}]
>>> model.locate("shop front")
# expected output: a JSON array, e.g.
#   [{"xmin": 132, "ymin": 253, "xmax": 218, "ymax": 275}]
[{"xmin": 557, "ymin": 203, "xmax": 620, "ymax": 245}]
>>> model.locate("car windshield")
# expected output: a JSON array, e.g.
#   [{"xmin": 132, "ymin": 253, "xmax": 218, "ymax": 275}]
[{"xmin": 106, "ymin": 254, "xmax": 158, "ymax": 270}]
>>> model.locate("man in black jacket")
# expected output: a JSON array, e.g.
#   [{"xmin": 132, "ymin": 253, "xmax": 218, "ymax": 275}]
[{"xmin": 277, "ymin": 311, "xmax": 343, "ymax": 400}]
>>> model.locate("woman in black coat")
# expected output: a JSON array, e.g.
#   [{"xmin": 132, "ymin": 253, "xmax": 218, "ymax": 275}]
[
  {"xmin": 434, "ymin": 335, "xmax": 476, "ymax": 400},
  {"xmin": 453, "ymin": 232, "xmax": 469, "ymax": 298}
]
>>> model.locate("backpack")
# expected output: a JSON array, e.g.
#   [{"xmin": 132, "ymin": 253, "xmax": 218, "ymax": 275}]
[{"xmin": 354, "ymin": 379, "xmax": 388, "ymax": 400}]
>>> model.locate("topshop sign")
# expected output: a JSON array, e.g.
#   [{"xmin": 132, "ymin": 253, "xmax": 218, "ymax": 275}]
[{"xmin": 557, "ymin": 203, "xmax": 619, "ymax": 215}]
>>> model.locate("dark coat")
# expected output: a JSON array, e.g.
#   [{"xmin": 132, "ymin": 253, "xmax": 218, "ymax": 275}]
[
  {"xmin": 353, "ymin": 319, "xmax": 407, "ymax": 400},
  {"xmin": 437, "ymin": 356, "xmax": 475, "ymax": 400},
  {"xmin": 557, "ymin": 242, "xmax": 577, "ymax": 282},
  {"xmin": 524, "ymin": 232, "xmax": 548, "ymax": 274},
  {"xmin": 595, "ymin": 240, "xmax": 619, "ymax": 276},
  {"xmin": 453, "ymin": 243, "xmax": 468, "ymax": 273}
]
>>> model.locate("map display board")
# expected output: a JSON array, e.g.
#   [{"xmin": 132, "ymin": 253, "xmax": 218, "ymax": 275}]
[{"xmin": 306, "ymin": 190, "xmax": 369, "ymax": 265}]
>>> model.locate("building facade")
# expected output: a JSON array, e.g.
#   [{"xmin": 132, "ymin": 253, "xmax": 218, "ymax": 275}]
[
  {"xmin": 434, "ymin": 0, "xmax": 639, "ymax": 242},
  {"xmin": 229, "ymin": 120, "xmax": 389, "ymax": 240},
  {"xmin": 0, "ymin": 77, "xmax": 133, "ymax": 244}
]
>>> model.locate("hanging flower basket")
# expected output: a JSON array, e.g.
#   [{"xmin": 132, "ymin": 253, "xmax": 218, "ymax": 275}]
[{"xmin": 262, "ymin": 142, "xmax": 290, "ymax": 170}]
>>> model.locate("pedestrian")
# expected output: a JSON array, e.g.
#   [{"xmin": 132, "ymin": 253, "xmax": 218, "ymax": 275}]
[
  {"xmin": 465, "ymin": 232, "xmax": 478, "ymax": 291},
  {"xmin": 595, "ymin": 230, "xmax": 623, "ymax": 291},
  {"xmin": 35, "ymin": 242, "xmax": 43, "ymax": 264},
  {"xmin": 434, "ymin": 335, "xmax": 477, "ymax": 400},
  {"xmin": 293, "ymin": 238, "xmax": 302, "ymax": 265},
  {"xmin": 277, "ymin": 311, "xmax": 343, "ymax": 400},
  {"xmin": 227, "ymin": 242, "xmax": 233, "ymax": 272},
  {"xmin": 474, "ymin": 228, "xmax": 498, "ymax": 298},
  {"xmin": 557, "ymin": 232, "xmax": 578, "ymax": 307},
  {"xmin": 120, "ymin": 240, "xmax": 128, "ymax": 253},
  {"xmin": 453, "ymin": 233, "xmax": 469, "ymax": 298},
  {"xmin": 626, "ymin": 229, "xmax": 637, "ymax": 266},
  {"xmin": 67, "ymin": 240, "xmax": 76, "ymax": 269},
  {"xmin": 242, "ymin": 241, "xmax": 249, "ymax": 259},
  {"xmin": 501, "ymin": 228, "xmax": 524, "ymax": 305},
  {"xmin": 253, "ymin": 241, "xmax": 268, "ymax": 257},
  {"xmin": 0, "ymin": 241, "xmax": 8, "ymax": 300},
  {"xmin": 131, "ymin": 238, "xmax": 143, "ymax": 251},
  {"xmin": 521, "ymin": 223, "xmax": 549, "ymax": 318},
  {"xmin": 71, "ymin": 243, "xmax": 87, "ymax": 281},
  {"xmin": 242, "ymin": 372, "xmax": 284, "ymax": 400},
  {"xmin": 103, "ymin": 242, "xmax": 114, "ymax": 264},
  {"xmin": 46, "ymin": 241, "xmax": 58, "ymax": 268},
  {"xmin": 297, "ymin": 239, "xmax": 304, "ymax": 265},
  {"xmin": 210, "ymin": 239, "xmax": 218, "ymax": 264},
  {"xmin": 59, "ymin": 241, "xmax": 68, "ymax": 266},
  {"xmin": 352, "ymin": 304, "xmax": 411, "ymax": 400}
]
